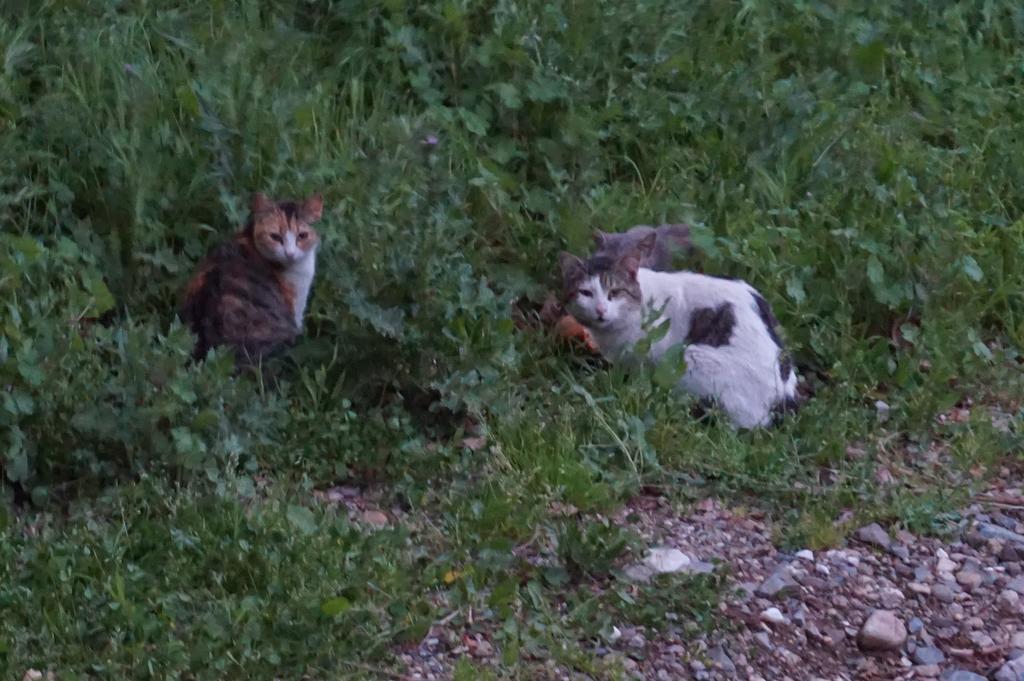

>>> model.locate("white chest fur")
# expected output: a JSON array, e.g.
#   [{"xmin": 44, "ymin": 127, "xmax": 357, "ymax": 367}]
[{"xmin": 282, "ymin": 248, "xmax": 317, "ymax": 330}]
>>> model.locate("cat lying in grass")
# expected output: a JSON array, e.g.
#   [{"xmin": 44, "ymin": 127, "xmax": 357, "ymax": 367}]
[
  {"xmin": 559, "ymin": 233, "xmax": 798, "ymax": 428},
  {"xmin": 552, "ymin": 224, "xmax": 692, "ymax": 351},
  {"xmin": 181, "ymin": 192, "xmax": 323, "ymax": 367}
]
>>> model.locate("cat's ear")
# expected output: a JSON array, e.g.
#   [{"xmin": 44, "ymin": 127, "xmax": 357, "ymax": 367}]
[
  {"xmin": 592, "ymin": 230, "xmax": 608, "ymax": 248},
  {"xmin": 299, "ymin": 194, "xmax": 324, "ymax": 223},
  {"xmin": 559, "ymin": 251, "xmax": 586, "ymax": 286},
  {"xmin": 635, "ymin": 231, "xmax": 657, "ymax": 259},
  {"xmin": 251, "ymin": 192, "xmax": 275, "ymax": 215},
  {"xmin": 619, "ymin": 255, "xmax": 641, "ymax": 279}
]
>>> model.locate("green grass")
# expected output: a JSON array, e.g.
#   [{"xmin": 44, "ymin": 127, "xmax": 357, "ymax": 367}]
[{"xmin": 2, "ymin": 0, "xmax": 1024, "ymax": 677}]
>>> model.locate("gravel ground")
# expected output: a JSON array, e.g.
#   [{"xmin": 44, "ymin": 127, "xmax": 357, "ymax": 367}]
[{"xmin": 397, "ymin": 482, "xmax": 1024, "ymax": 681}]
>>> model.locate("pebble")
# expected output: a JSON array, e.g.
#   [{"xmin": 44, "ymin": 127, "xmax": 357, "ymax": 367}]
[
  {"xmin": 933, "ymin": 584, "xmax": 956, "ymax": 603},
  {"xmin": 857, "ymin": 523, "xmax": 892, "ymax": 549},
  {"xmin": 994, "ymin": 656, "xmax": 1024, "ymax": 681},
  {"xmin": 753, "ymin": 631, "xmax": 774, "ymax": 651},
  {"xmin": 1011, "ymin": 632, "xmax": 1024, "ymax": 649},
  {"xmin": 707, "ymin": 645, "xmax": 736, "ymax": 673},
  {"xmin": 760, "ymin": 607, "xmax": 787, "ymax": 625},
  {"xmin": 879, "ymin": 586, "xmax": 905, "ymax": 608},
  {"xmin": 644, "ymin": 547, "xmax": 691, "ymax": 573},
  {"xmin": 912, "ymin": 646, "xmax": 946, "ymax": 665},
  {"xmin": 937, "ymin": 556, "xmax": 959, "ymax": 574},
  {"xmin": 916, "ymin": 665, "xmax": 941, "ymax": 678},
  {"xmin": 908, "ymin": 617, "xmax": 925, "ymax": 634},
  {"xmin": 360, "ymin": 509, "xmax": 390, "ymax": 527},
  {"xmin": 940, "ymin": 671, "xmax": 987, "ymax": 681},
  {"xmin": 796, "ymin": 549, "xmax": 814, "ymax": 562},
  {"xmin": 956, "ymin": 569, "xmax": 984, "ymax": 592},
  {"xmin": 756, "ymin": 564, "xmax": 799, "ymax": 599},
  {"xmin": 977, "ymin": 523, "xmax": 1024, "ymax": 547},
  {"xmin": 908, "ymin": 582, "xmax": 931, "ymax": 595},
  {"xmin": 1007, "ymin": 576, "xmax": 1024, "ymax": 594},
  {"xmin": 858, "ymin": 609, "xmax": 907, "ymax": 651},
  {"xmin": 998, "ymin": 589, "xmax": 1021, "ymax": 614}
]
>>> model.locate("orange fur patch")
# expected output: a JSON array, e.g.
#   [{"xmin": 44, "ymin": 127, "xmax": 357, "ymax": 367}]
[{"xmin": 554, "ymin": 314, "xmax": 599, "ymax": 353}]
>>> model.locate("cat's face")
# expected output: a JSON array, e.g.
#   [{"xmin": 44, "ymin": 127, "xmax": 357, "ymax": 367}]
[
  {"xmin": 559, "ymin": 252, "xmax": 643, "ymax": 330},
  {"xmin": 250, "ymin": 192, "xmax": 323, "ymax": 265}
]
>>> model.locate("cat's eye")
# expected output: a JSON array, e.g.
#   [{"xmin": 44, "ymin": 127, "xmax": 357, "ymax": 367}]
[
  {"xmin": 578, "ymin": 289, "xmax": 593, "ymax": 298},
  {"xmin": 608, "ymin": 288, "xmax": 625, "ymax": 299},
  {"xmin": 270, "ymin": 233, "xmax": 284, "ymax": 243},
  {"xmin": 298, "ymin": 232, "xmax": 309, "ymax": 240}
]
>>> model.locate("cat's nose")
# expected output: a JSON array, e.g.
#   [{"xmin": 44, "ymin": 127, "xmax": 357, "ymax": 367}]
[{"xmin": 595, "ymin": 304, "xmax": 607, "ymax": 319}]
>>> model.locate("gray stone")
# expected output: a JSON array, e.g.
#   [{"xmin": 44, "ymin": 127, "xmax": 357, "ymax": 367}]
[
  {"xmin": 940, "ymin": 671, "xmax": 986, "ymax": 681},
  {"xmin": 707, "ymin": 645, "xmax": 736, "ymax": 673},
  {"xmin": 753, "ymin": 631, "xmax": 773, "ymax": 651},
  {"xmin": 857, "ymin": 522, "xmax": 892, "ymax": 549},
  {"xmin": 858, "ymin": 610, "xmax": 907, "ymax": 651},
  {"xmin": 624, "ymin": 564, "xmax": 654, "ymax": 582},
  {"xmin": 682, "ymin": 560, "xmax": 716, "ymax": 575},
  {"xmin": 912, "ymin": 646, "xmax": 946, "ymax": 665},
  {"xmin": 956, "ymin": 569, "xmax": 984, "ymax": 592},
  {"xmin": 890, "ymin": 545, "xmax": 911, "ymax": 561},
  {"xmin": 999, "ymin": 589, "xmax": 1021, "ymax": 614},
  {"xmin": 756, "ymin": 564, "xmax": 799, "ymax": 600},
  {"xmin": 1007, "ymin": 576, "xmax": 1024, "ymax": 595},
  {"xmin": 1011, "ymin": 632, "xmax": 1024, "ymax": 649},
  {"xmin": 995, "ymin": 657, "xmax": 1024, "ymax": 681},
  {"xmin": 1001, "ymin": 545, "xmax": 1021, "ymax": 563},
  {"xmin": 915, "ymin": 665, "xmax": 941, "ymax": 678},
  {"xmin": 760, "ymin": 607, "xmax": 786, "ymax": 625},
  {"xmin": 933, "ymin": 583, "xmax": 956, "ymax": 603},
  {"xmin": 908, "ymin": 617, "xmax": 925, "ymax": 634},
  {"xmin": 879, "ymin": 586, "xmax": 905, "ymax": 608},
  {"xmin": 977, "ymin": 522, "xmax": 1024, "ymax": 548}
]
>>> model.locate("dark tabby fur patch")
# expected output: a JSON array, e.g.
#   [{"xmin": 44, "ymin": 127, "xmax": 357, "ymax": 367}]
[
  {"xmin": 180, "ymin": 236, "xmax": 299, "ymax": 365},
  {"xmin": 751, "ymin": 293, "xmax": 793, "ymax": 381},
  {"xmin": 686, "ymin": 303, "xmax": 736, "ymax": 347}
]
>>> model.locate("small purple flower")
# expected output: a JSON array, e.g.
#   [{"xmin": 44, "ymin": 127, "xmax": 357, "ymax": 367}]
[
  {"xmin": 123, "ymin": 63, "xmax": 140, "ymax": 78},
  {"xmin": 421, "ymin": 134, "xmax": 439, "ymax": 147}
]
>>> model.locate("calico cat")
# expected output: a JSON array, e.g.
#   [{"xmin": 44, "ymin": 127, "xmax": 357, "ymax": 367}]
[
  {"xmin": 181, "ymin": 192, "xmax": 323, "ymax": 365},
  {"xmin": 559, "ymin": 233, "xmax": 798, "ymax": 428},
  {"xmin": 552, "ymin": 224, "xmax": 692, "ymax": 351}
]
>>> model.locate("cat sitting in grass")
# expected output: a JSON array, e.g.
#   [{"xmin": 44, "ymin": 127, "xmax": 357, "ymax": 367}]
[
  {"xmin": 559, "ymin": 232, "xmax": 798, "ymax": 428},
  {"xmin": 181, "ymin": 192, "xmax": 323, "ymax": 367},
  {"xmin": 552, "ymin": 224, "xmax": 692, "ymax": 351}
]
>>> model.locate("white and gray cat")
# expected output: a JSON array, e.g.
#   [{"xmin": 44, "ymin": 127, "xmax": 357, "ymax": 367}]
[{"xmin": 559, "ymin": 233, "xmax": 798, "ymax": 428}]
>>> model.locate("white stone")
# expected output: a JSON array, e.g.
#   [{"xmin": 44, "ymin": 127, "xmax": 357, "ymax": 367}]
[
  {"xmin": 760, "ymin": 607, "xmax": 787, "ymax": 625},
  {"xmin": 796, "ymin": 549, "xmax": 814, "ymax": 562},
  {"xmin": 643, "ymin": 547, "xmax": 691, "ymax": 573}
]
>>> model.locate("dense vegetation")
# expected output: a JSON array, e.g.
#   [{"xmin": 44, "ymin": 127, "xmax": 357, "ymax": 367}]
[{"xmin": 1, "ymin": 0, "xmax": 1022, "ymax": 677}]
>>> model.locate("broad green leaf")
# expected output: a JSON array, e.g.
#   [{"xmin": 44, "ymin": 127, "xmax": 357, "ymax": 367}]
[
  {"xmin": 320, "ymin": 597, "xmax": 351, "ymax": 616},
  {"xmin": 866, "ymin": 255, "xmax": 884, "ymax": 285},
  {"xmin": 961, "ymin": 255, "xmax": 983, "ymax": 282},
  {"xmin": 287, "ymin": 505, "xmax": 317, "ymax": 535}
]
